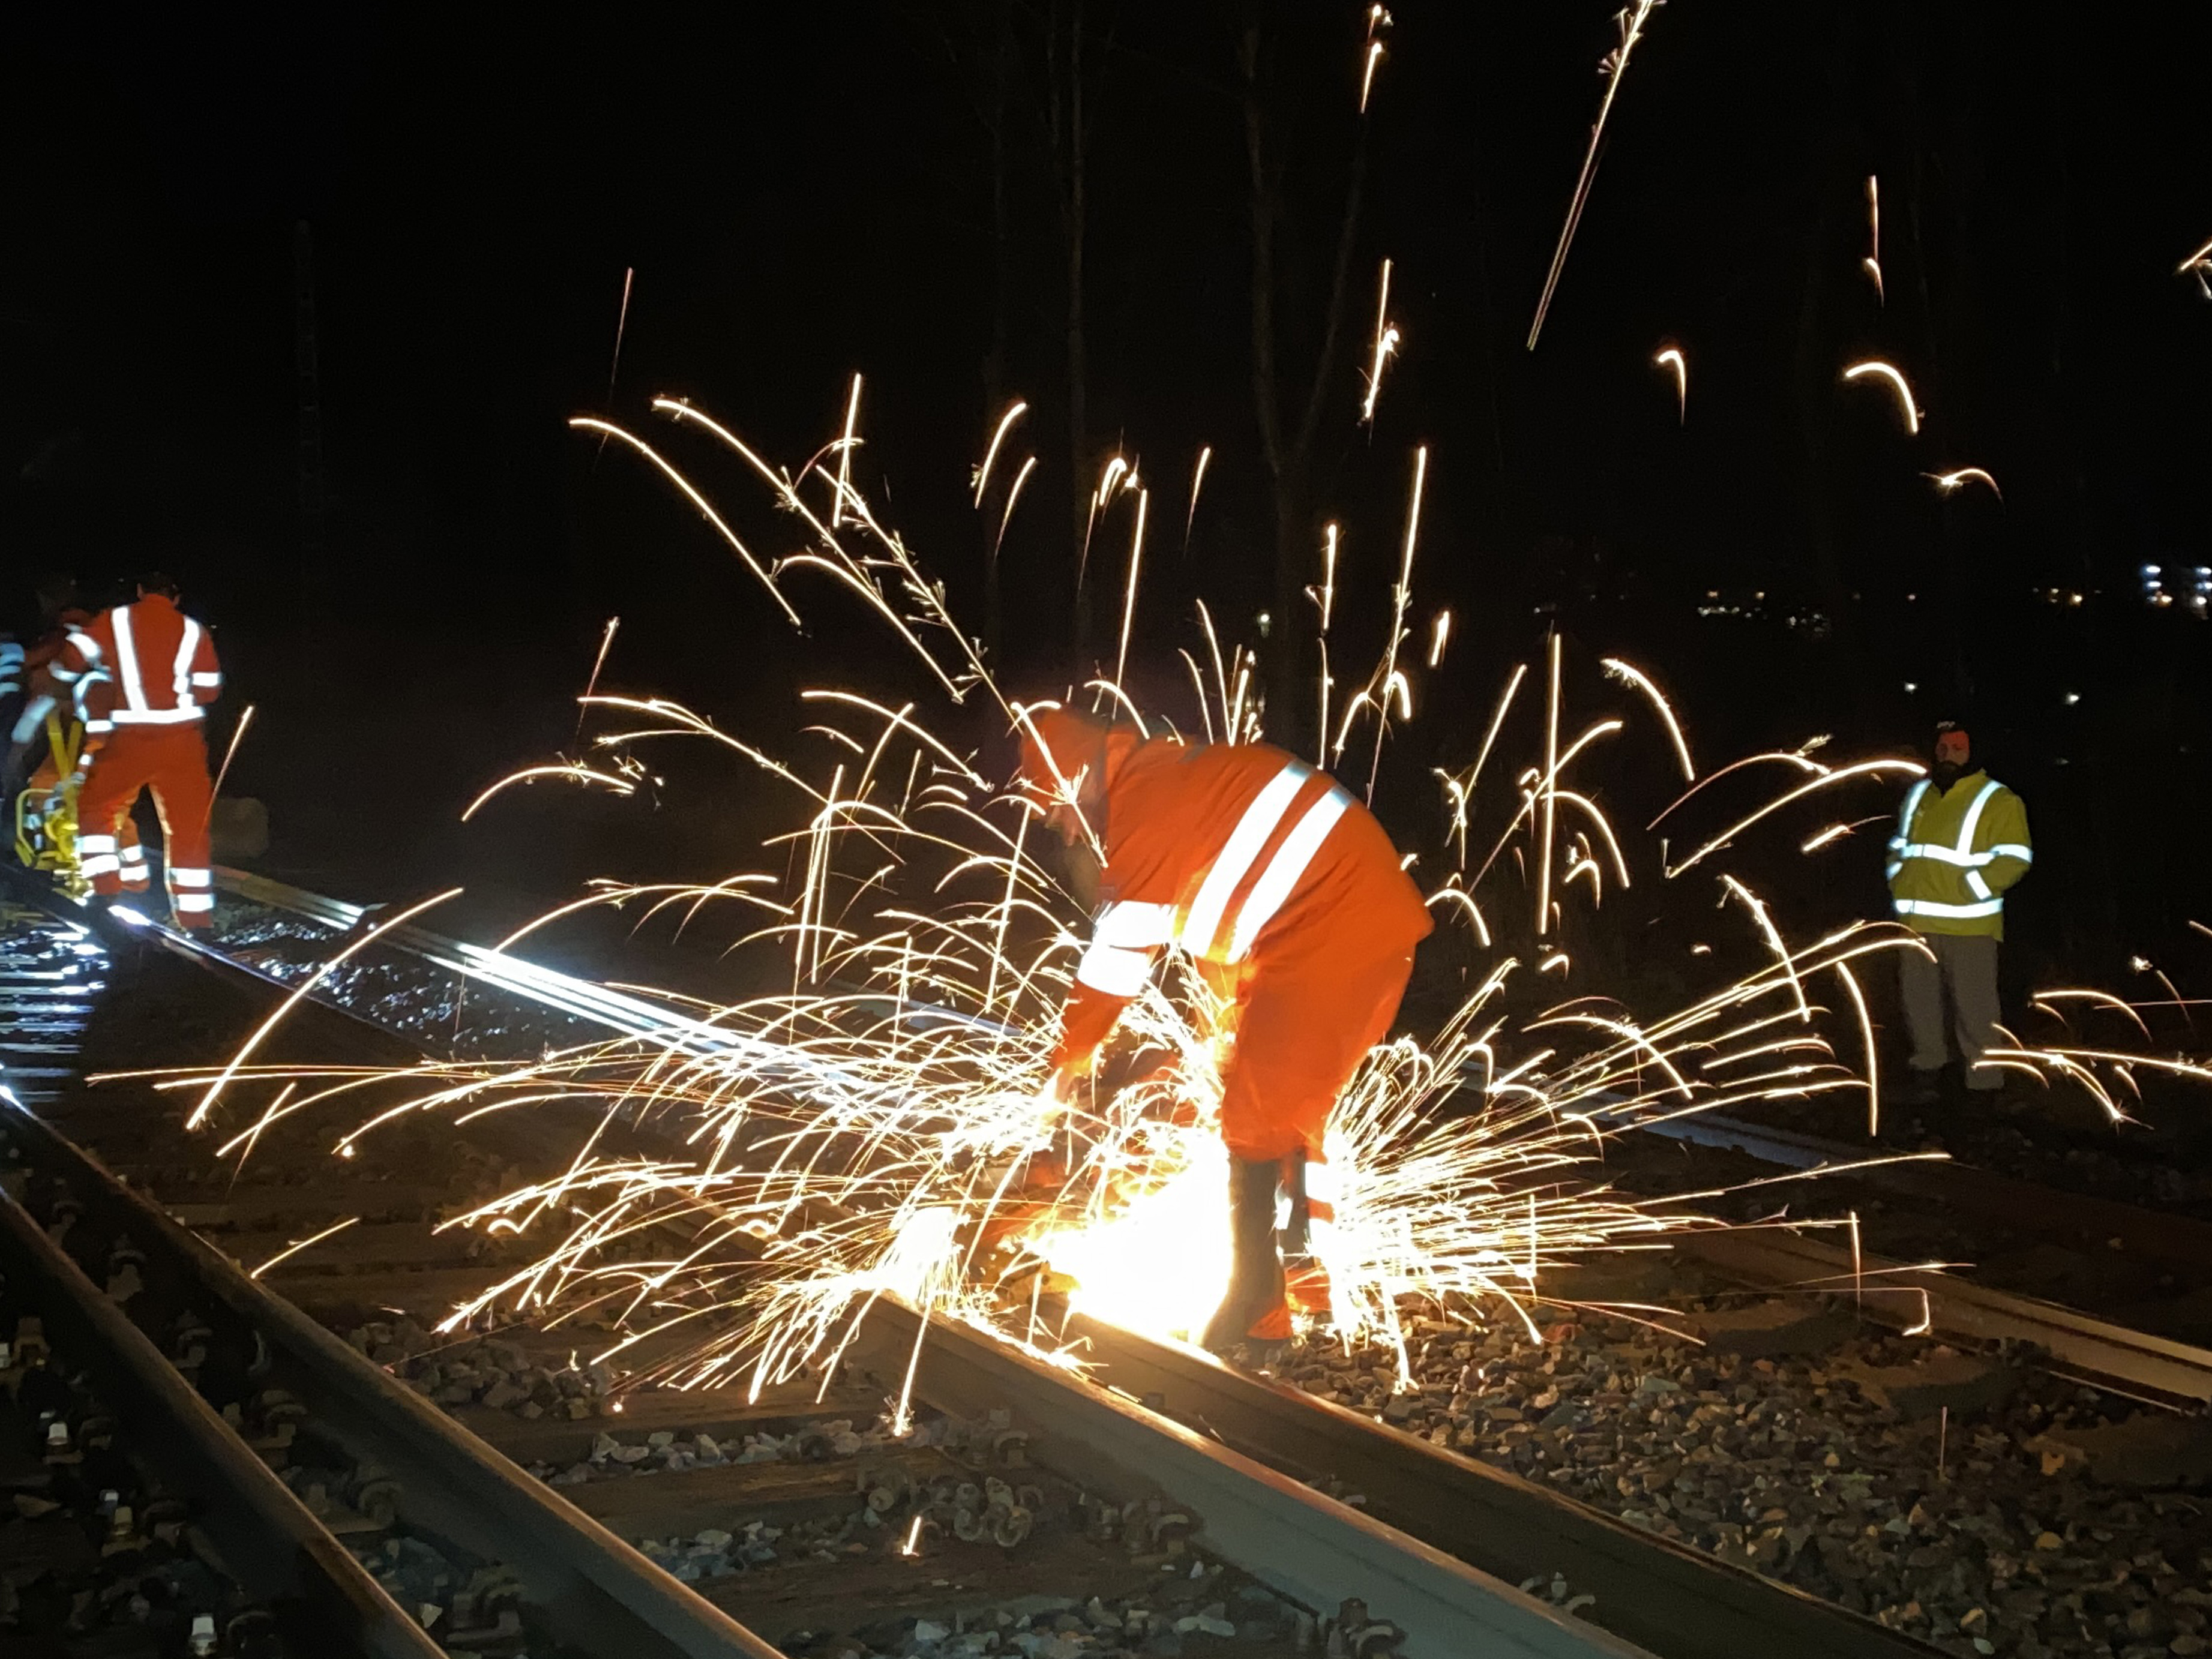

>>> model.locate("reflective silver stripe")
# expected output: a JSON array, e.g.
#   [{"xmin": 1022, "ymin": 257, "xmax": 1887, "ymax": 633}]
[
  {"xmin": 65, "ymin": 629, "xmax": 100, "ymax": 664},
  {"xmin": 109, "ymin": 705, "xmax": 202, "ymax": 725},
  {"xmin": 168, "ymin": 867, "xmax": 213, "ymax": 889},
  {"xmin": 173, "ymin": 892, "xmax": 215, "ymax": 913},
  {"xmin": 1901, "ymin": 842, "xmax": 1999, "ymax": 868},
  {"xmin": 11, "ymin": 694, "xmax": 54, "ymax": 744},
  {"xmin": 1075, "ymin": 939, "xmax": 1153, "ymax": 996},
  {"xmin": 1179, "ymin": 764, "xmax": 1312, "ymax": 959},
  {"xmin": 1952, "ymin": 778, "xmax": 2002, "ymax": 854},
  {"xmin": 112, "ymin": 604, "xmax": 149, "ymax": 712},
  {"xmin": 1095, "ymin": 901, "xmax": 1177, "ymax": 948},
  {"xmin": 1895, "ymin": 895, "xmax": 2004, "ymax": 919},
  {"xmin": 80, "ymin": 855, "xmax": 121, "ymax": 878},
  {"xmin": 1227, "ymin": 784, "xmax": 1354, "ymax": 961},
  {"xmin": 1965, "ymin": 869, "xmax": 1992, "ymax": 902},
  {"xmin": 172, "ymin": 619, "xmax": 203, "ymax": 704},
  {"xmin": 190, "ymin": 671, "xmax": 222, "ymax": 688},
  {"xmin": 85, "ymin": 718, "xmax": 114, "ymax": 734},
  {"xmin": 49, "ymin": 664, "xmax": 79, "ymax": 683},
  {"xmin": 1988, "ymin": 843, "xmax": 2032, "ymax": 863},
  {"xmin": 1896, "ymin": 780, "xmax": 1929, "ymax": 838},
  {"xmin": 119, "ymin": 845, "xmax": 148, "ymax": 866},
  {"xmin": 79, "ymin": 835, "xmax": 118, "ymax": 855}
]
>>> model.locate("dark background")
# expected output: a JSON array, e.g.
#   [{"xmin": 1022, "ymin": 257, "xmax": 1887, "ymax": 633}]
[{"xmin": 4, "ymin": 2, "xmax": 2208, "ymax": 1003}]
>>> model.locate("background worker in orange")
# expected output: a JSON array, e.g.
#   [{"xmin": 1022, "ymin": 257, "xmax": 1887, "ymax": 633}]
[
  {"xmin": 52, "ymin": 573, "xmax": 223, "ymax": 928},
  {"xmin": 1016, "ymin": 706, "xmax": 1432, "ymax": 1352}
]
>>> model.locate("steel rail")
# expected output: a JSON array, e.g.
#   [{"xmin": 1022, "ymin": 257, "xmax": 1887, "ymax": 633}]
[
  {"xmin": 847, "ymin": 1299, "xmax": 1653, "ymax": 1659},
  {"xmin": 1633, "ymin": 1108, "xmax": 2212, "ymax": 1268},
  {"xmin": 0, "ymin": 1165, "xmax": 442, "ymax": 1659},
  {"xmin": 202, "ymin": 866, "xmax": 1955, "ymax": 1658},
  {"xmin": 1039, "ymin": 1312, "xmax": 1932, "ymax": 1659},
  {"xmin": 11, "ymin": 870, "xmax": 1673, "ymax": 1656},
  {"xmin": 0, "ymin": 1089, "xmax": 789, "ymax": 1659}
]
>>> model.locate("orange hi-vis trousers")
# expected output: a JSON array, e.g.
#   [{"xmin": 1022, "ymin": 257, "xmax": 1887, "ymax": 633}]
[{"xmin": 77, "ymin": 725, "xmax": 214, "ymax": 928}]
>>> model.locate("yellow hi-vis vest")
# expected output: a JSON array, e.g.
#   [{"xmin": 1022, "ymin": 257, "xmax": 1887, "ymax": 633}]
[{"xmin": 1886, "ymin": 770, "xmax": 2032, "ymax": 940}]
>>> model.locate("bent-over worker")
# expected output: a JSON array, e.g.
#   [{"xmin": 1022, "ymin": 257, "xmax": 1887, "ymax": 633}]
[{"xmin": 1017, "ymin": 706, "xmax": 1432, "ymax": 1351}]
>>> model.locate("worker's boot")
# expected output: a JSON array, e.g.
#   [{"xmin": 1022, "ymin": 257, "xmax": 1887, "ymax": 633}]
[
  {"xmin": 1278, "ymin": 1151, "xmax": 1333, "ymax": 1330},
  {"xmin": 1199, "ymin": 1158, "xmax": 1289, "ymax": 1355}
]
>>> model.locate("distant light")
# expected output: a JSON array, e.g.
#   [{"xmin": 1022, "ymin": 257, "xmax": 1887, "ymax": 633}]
[
  {"xmin": 2130, "ymin": 955, "xmax": 2152, "ymax": 973},
  {"xmin": 2062, "ymin": 692, "xmax": 2080, "ymax": 706},
  {"xmin": 2143, "ymin": 564, "xmax": 2163, "ymax": 577},
  {"xmin": 1905, "ymin": 593, "xmax": 1917, "ymax": 601},
  {"xmin": 1902, "ymin": 682, "xmax": 1917, "ymax": 694}
]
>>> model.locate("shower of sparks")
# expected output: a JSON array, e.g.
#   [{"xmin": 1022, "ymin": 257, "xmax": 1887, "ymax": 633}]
[
  {"xmin": 1925, "ymin": 467, "xmax": 2002, "ymax": 502},
  {"xmin": 1185, "ymin": 446, "xmax": 1212, "ymax": 550},
  {"xmin": 460, "ymin": 763, "xmax": 639, "ymax": 822},
  {"xmin": 1527, "ymin": 0, "xmax": 1666, "ymax": 351},
  {"xmin": 134, "ymin": 390, "xmax": 2212, "ymax": 1404},
  {"xmin": 592, "ymin": 266, "xmax": 636, "ymax": 463},
  {"xmin": 973, "ymin": 401, "xmax": 1029, "ymax": 507},
  {"xmin": 1653, "ymin": 346, "xmax": 1686, "ymax": 424},
  {"xmin": 205, "ymin": 704, "xmax": 257, "ymax": 827},
  {"xmin": 1360, "ymin": 6, "xmax": 1392, "ymax": 113},
  {"xmin": 1842, "ymin": 360, "xmax": 1922, "ymax": 436},
  {"xmin": 1863, "ymin": 176, "xmax": 1884, "ymax": 304},
  {"xmin": 1360, "ymin": 259, "xmax": 1401, "ymax": 425},
  {"xmin": 832, "ymin": 374, "xmax": 864, "ymax": 529}
]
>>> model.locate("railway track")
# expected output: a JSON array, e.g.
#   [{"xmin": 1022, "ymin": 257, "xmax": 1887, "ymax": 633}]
[
  {"xmin": 17, "ymin": 863, "xmax": 2212, "ymax": 1657},
  {"xmin": 0, "ymin": 874, "xmax": 1692, "ymax": 1658}
]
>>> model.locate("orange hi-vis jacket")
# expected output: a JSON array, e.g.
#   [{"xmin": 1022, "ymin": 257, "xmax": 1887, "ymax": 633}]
[
  {"xmin": 52, "ymin": 593, "xmax": 223, "ymax": 739},
  {"xmin": 1021, "ymin": 712, "xmax": 1432, "ymax": 1137}
]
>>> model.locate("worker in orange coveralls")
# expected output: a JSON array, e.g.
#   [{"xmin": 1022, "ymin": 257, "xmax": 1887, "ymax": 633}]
[
  {"xmin": 1015, "ymin": 705, "xmax": 1432, "ymax": 1352},
  {"xmin": 52, "ymin": 574, "xmax": 223, "ymax": 929}
]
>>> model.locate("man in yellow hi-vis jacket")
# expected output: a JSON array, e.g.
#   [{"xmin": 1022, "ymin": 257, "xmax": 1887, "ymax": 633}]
[{"xmin": 1887, "ymin": 724, "xmax": 2032, "ymax": 1104}]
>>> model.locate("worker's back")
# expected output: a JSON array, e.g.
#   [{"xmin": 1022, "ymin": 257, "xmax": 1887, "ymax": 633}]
[{"xmin": 1101, "ymin": 738, "xmax": 1431, "ymax": 971}]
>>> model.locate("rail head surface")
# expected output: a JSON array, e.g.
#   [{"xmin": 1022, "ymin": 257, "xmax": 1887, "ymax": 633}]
[
  {"xmin": 0, "ymin": 1165, "xmax": 442, "ymax": 1659},
  {"xmin": 1050, "ymin": 1313, "xmax": 1937, "ymax": 1659},
  {"xmin": 846, "ymin": 1298, "xmax": 1656, "ymax": 1659}
]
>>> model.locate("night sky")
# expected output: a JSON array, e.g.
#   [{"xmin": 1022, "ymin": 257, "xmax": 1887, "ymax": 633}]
[{"xmin": 4, "ymin": 2, "xmax": 2210, "ymax": 980}]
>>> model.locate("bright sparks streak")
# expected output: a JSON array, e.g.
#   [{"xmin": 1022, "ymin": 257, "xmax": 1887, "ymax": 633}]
[
  {"xmin": 1654, "ymin": 346, "xmax": 1686, "ymax": 424},
  {"xmin": 1842, "ymin": 360, "xmax": 1922, "ymax": 436},
  {"xmin": 1925, "ymin": 467, "xmax": 2003, "ymax": 502},
  {"xmin": 1360, "ymin": 259, "xmax": 1400, "ymax": 424},
  {"xmin": 1527, "ymin": 0, "xmax": 1665, "ymax": 350},
  {"xmin": 1834, "ymin": 961, "xmax": 1878, "ymax": 1136},
  {"xmin": 605, "ymin": 268, "xmax": 634, "ymax": 409},
  {"xmin": 576, "ymin": 617, "xmax": 622, "ymax": 742},
  {"xmin": 205, "ymin": 704, "xmax": 257, "ymax": 828},
  {"xmin": 973, "ymin": 401, "xmax": 1029, "ymax": 507},
  {"xmin": 1359, "ymin": 7, "xmax": 1391, "ymax": 112},
  {"xmin": 1366, "ymin": 446, "xmax": 1428, "ymax": 800},
  {"xmin": 251, "ymin": 1216, "xmax": 359, "ymax": 1279},
  {"xmin": 1185, "ymin": 446, "xmax": 1212, "ymax": 550},
  {"xmin": 994, "ymin": 455, "xmax": 1038, "ymax": 567},
  {"xmin": 1114, "ymin": 489, "xmax": 1150, "ymax": 692},
  {"xmin": 569, "ymin": 418, "xmax": 802, "ymax": 627},
  {"xmin": 831, "ymin": 374, "xmax": 864, "ymax": 529},
  {"xmin": 1863, "ymin": 177, "xmax": 1883, "ymax": 304},
  {"xmin": 1600, "ymin": 658, "xmax": 1694, "ymax": 782},
  {"xmin": 461, "ymin": 764, "xmax": 638, "ymax": 823},
  {"xmin": 1427, "ymin": 610, "xmax": 1452, "ymax": 668},
  {"xmin": 1536, "ymin": 633, "xmax": 1561, "ymax": 937}
]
